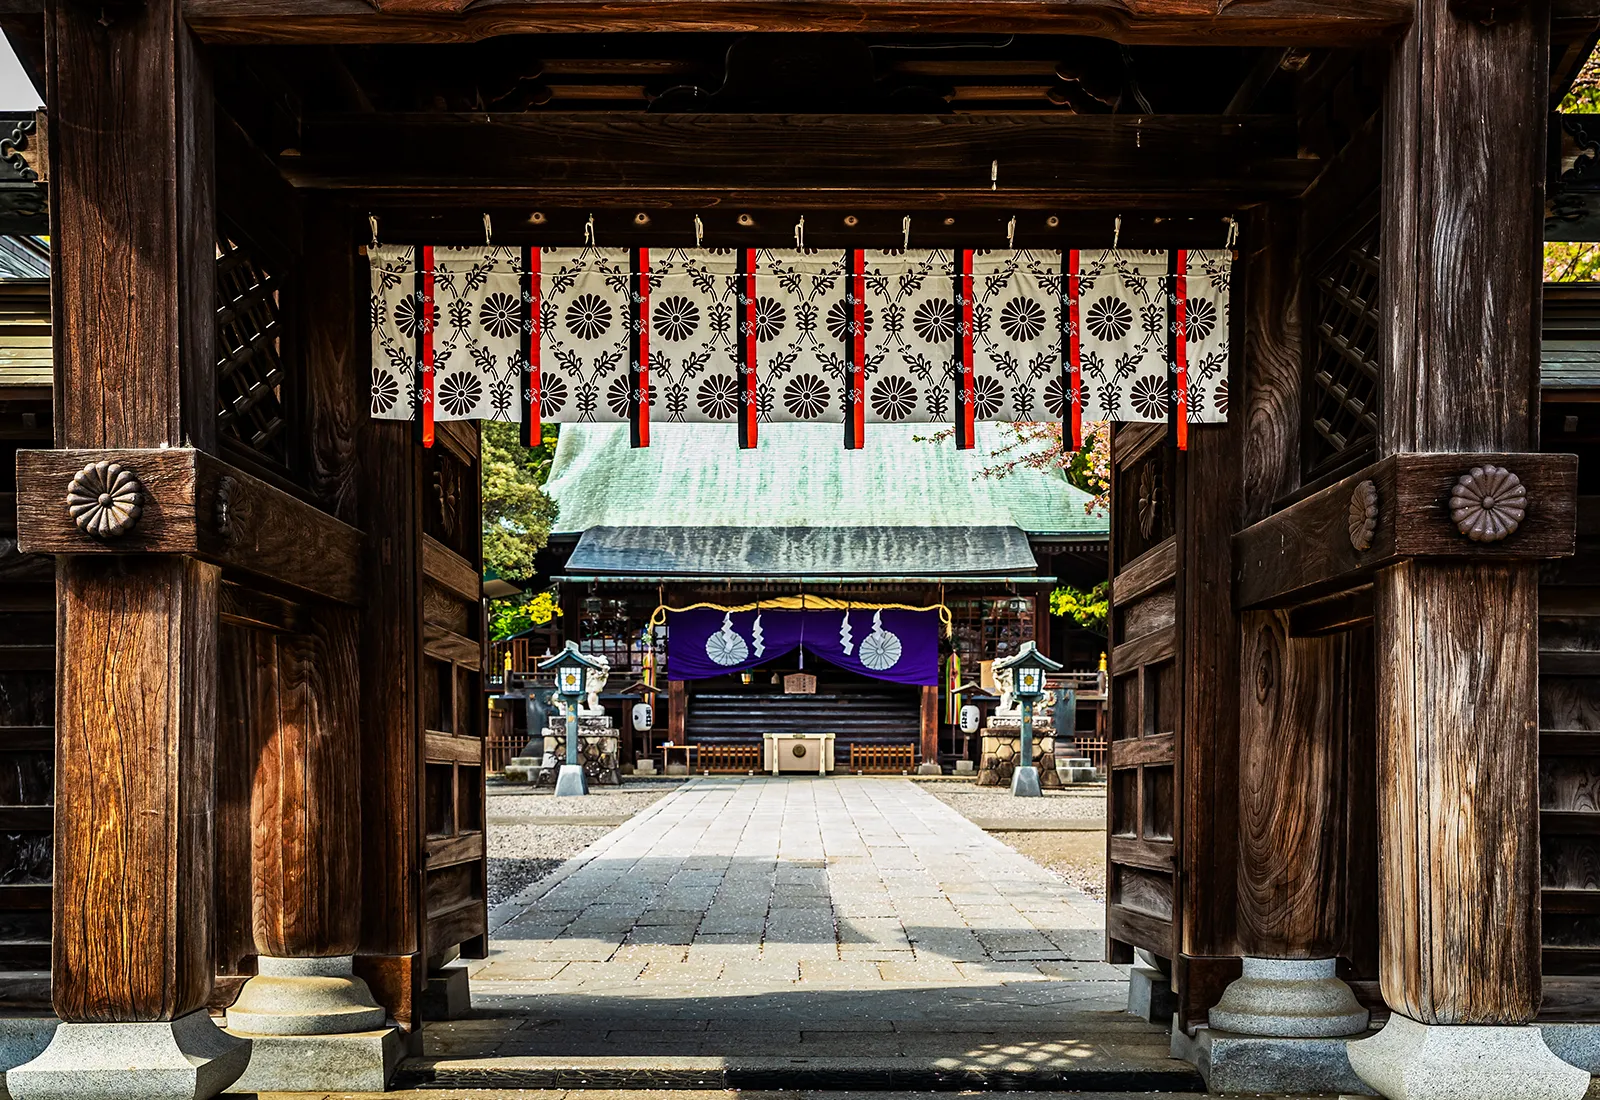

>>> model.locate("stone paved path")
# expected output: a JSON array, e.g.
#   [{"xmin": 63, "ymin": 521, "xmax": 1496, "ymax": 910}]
[{"xmin": 422, "ymin": 778, "xmax": 1186, "ymax": 1083}]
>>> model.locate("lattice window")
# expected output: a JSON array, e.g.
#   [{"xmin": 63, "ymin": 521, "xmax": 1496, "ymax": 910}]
[
  {"xmin": 949, "ymin": 597, "xmax": 1035, "ymax": 673},
  {"xmin": 215, "ymin": 233, "xmax": 289, "ymax": 468},
  {"xmin": 1307, "ymin": 223, "xmax": 1380, "ymax": 475}
]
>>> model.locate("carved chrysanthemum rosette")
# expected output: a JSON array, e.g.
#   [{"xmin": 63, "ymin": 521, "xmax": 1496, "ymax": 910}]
[
  {"xmin": 1348, "ymin": 480, "xmax": 1379, "ymax": 551},
  {"xmin": 66, "ymin": 460, "xmax": 143, "ymax": 539},
  {"xmin": 1449, "ymin": 464, "xmax": 1527, "ymax": 543},
  {"xmin": 1137, "ymin": 464, "xmax": 1159, "ymax": 540}
]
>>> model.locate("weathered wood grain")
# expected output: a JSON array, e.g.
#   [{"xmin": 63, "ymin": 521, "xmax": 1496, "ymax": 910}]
[
  {"xmin": 422, "ymin": 534, "xmax": 479, "ymax": 604},
  {"xmin": 47, "ymin": 0, "xmax": 214, "ymax": 451},
  {"xmin": 15, "ymin": 448, "xmax": 365, "ymax": 605},
  {"xmin": 180, "ymin": 0, "xmax": 1413, "ymax": 46},
  {"xmin": 1375, "ymin": 562, "xmax": 1541, "ymax": 1023},
  {"xmin": 1235, "ymin": 610, "xmax": 1347, "ymax": 958},
  {"xmin": 215, "ymin": 624, "xmax": 258, "ymax": 977},
  {"xmin": 356, "ymin": 416, "xmax": 422, "ymax": 963},
  {"xmin": 919, "ymin": 685, "xmax": 938, "ymax": 769},
  {"xmin": 1111, "ymin": 540, "xmax": 1177, "ymax": 609},
  {"xmin": 304, "ymin": 200, "xmax": 359, "ymax": 527},
  {"xmin": 1372, "ymin": 0, "xmax": 1551, "ymax": 1028},
  {"xmin": 1239, "ymin": 204, "xmax": 1303, "ymax": 523},
  {"xmin": 288, "ymin": 113, "xmax": 1315, "ymax": 201},
  {"xmin": 53, "ymin": 557, "xmax": 219, "ymax": 1022},
  {"xmin": 423, "ymin": 623, "xmax": 481, "ymax": 669},
  {"xmin": 1233, "ymin": 452, "xmax": 1578, "ymax": 609},
  {"xmin": 252, "ymin": 609, "xmax": 363, "ymax": 958}
]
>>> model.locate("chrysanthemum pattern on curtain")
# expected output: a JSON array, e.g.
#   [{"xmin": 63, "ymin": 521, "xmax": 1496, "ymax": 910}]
[{"xmin": 369, "ymin": 245, "xmax": 1229, "ymax": 431}]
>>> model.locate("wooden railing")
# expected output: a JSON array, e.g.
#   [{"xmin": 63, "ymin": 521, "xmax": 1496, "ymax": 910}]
[
  {"xmin": 487, "ymin": 732, "xmax": 525, "ymax": 775},
  {"xmin": 697, "ymin": 743, "xmax": 762, "ymax": 774},
  {"xmin": 1067, "ymin": 735, "xmax": 1108, "ymax": 773},
  {"xmin": 849, "ymin": 744, "xmax": 917, "ymax": 774}
]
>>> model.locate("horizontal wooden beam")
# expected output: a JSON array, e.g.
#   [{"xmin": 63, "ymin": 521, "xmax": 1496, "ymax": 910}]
[
  {"xmin": 178, "ymin": 0, "xmax": 1412, "ymax": 45},
  {"xmin": 1233, "ymin": 452, "xmax": 1578, "ymax": 610},
  {"xmin": 286, "ymin": 112, "xmax": 1318, "ymax": 202},
  {"xmin": 15, "ymin": 448, "xmax": 364, "ymax": 605}
]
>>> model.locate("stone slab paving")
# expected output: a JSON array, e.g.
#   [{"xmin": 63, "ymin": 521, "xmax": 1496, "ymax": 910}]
[{"xmin": 417, "ymin": 778, "xmax": 1189, "ymax": 1086}]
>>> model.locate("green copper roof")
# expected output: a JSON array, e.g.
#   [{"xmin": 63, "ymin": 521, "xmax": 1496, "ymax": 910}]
[{"xmin": 545, "ymin": 422, "xmax": 1107, "ymax": 538}]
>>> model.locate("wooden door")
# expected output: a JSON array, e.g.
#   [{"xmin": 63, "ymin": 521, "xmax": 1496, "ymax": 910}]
[
  {"xmin": 419, "ymin": 425, "xmax": 489, "ymax": 965},
  {"xmin": 1105, "ymin": 425, "xmax": 1181, "ymax": 962}
]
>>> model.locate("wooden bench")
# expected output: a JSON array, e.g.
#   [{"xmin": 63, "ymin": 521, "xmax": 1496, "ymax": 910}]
[
  {"xmin": 697, "ymin": 742, "xmax": 763, "ymax": 773},
  {"xmin": 849, "ymin": 743, "xmax": 917, "ymax": 774}
]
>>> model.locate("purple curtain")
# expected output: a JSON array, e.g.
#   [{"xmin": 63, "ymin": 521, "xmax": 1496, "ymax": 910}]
[{"xmin": 666, "ymin": 608, "xmax": 939, "ymax": 687}]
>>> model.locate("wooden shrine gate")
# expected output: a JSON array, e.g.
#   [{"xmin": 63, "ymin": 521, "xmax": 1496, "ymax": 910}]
[{"xmin": 0, "ymin": 0, "xmax": 1592, "ymax": 1095}]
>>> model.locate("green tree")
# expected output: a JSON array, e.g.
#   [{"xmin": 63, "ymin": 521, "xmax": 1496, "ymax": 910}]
[{"xmin": 482, "ymin": 421, "xmax": 559, "ymax": 582}]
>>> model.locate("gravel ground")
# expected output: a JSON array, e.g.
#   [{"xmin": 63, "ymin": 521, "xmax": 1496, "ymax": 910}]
[
  {"xmin": 992, "ymin": 829, "xmax": 1108, "ymax": 901},
  {"xmin": 921, "ymin": 780, "xmax": 1107, "ymax": 822},
  {"xmin": 486, "ymin": 780, "xmax": 683, "ymax": 908}
]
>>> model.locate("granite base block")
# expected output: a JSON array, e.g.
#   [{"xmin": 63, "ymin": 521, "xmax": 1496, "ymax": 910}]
[
  {"xmin": 1127, "ymin": 965, "xmax": 1176, "ymax": 1024},
  {"xmin": 953, "ymin": 760, "xmax": 975, "ymax": 775},
  {"xmin": 0, "ymin": 1017, "xmax": 58, "ymax": 1100},
  {"xmin": 1209, "ymin": 956, "xmax": 1369, "ymax": 1038},
  {"xmin": 224, "ymin": 1027, "xmax": 403, "ymax": 1093},
  {"xmin": 7, "ymin": 1011, "xmax": 250, "ymax": 1100},
  {"xmin": 1537, "ymin": 1023, "xmax": 1600, "ymax": 1074},
  {"xmin": 916, "ymin": 762, "xmax": 943, "ymax": 775},
  {"xmin": 1171, "ymin": 1020, "xmax": 1372, "ymax": 1095},
  {"xmin": 1348, "ymin": 1013, "xmax": 1589, "ymax": 1100},
  {"xmin": 420, "ymin": 964, "xmax": 472, "ymax": 1020},
  {"xmin": 225, "ymin": 955, "xmax": 386, "ymax": 1036},
  {"xmin": 554, "ymin": 764, "xmax": 590, "ymax": 796}
]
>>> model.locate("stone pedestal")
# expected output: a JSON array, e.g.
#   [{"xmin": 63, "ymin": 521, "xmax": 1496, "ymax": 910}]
[
  {"xmin": 1171, "ymin": 1021, "xmax": 1372, "ymax": 1096},
  {"xmin": 975, "ymin": 724, "xmax": 1060, "ymax": 788},
  {"xmin": 916, "ymin": 762, "xmax": 942, "ymax": 775},
  {"xmin": 421, "ymin": 964, "xmax": 472, "ymax": 1021},
  {"xmin": 954, "ymin": 759, "xmax": 976, "ymax": 775},
  {"xmin": 8, "ymin": 1011, "xmax": 250, "ymax": 1100},
  {"xmin": 554, "ymin": 763, "xmax": 590, "ymax": 796},
  {"xmin": 502, "ymin": 756, "xmax": 540, "ymax": 783},
  {"xmin": 634, "ymin": 757, "xmax": 657, "ymax": 776},
  {"xmin": 1348, "ymin": 1014, "xmax": 1589, "ymax": 1100},
  {"xmin": 1209, "ymin": 957, "xmax": 1369, "ymax": 1038},
  {"xmin": 544, "ymin": 716, "xmax": 621, "ymax": 786},
  {"xmin": 1128, "ymin": 965, "xmax": 1177, "ymax": 1024},
  {"xmin": 1010, "ymin": 765, "xmax": 1042, "ymax": 797},
  {"xmin": 222, "ymin": 956, "xmax": 402, "ymax": 1094}
]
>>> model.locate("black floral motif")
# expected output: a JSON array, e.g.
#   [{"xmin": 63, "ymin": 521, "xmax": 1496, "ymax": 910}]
[
  {"xmin": 607, "ymin": 375, "xmax": 635, "ymax": 419},
  {"xmin": 654, "ymin": 295, "xmax": 700, "ymax": 343},
  {"xmin": 757, "ymin": 383, "xmax": 775, "ymax": 420},
  {"xmin": 826, "ymin": 299, "xmax": 873, "ymax": 343},
  {"xmin": 447, "ymin": 298, "xmax": 472, "ymax": 332},
  {"xmin": 665, "ymin": 384, "xmax": 689, "ymax": 420},
  {"xmin": 973, "ymin": 375, "xmax": 1004, "ymax": 420},
  {"xmin": 794, "ymin": 300, "xmax": 818, "ymax": 335},
  {"xmin": 565, "ymin": 293, "xmax": 613, "ymax": 342},
  {"xmin": 698, "ymin": 374, "xmax": 740, "ymax": 420},
  {"xmin": 871, "ymin": 375, "xmax": 918, "ymax": 421},
  {"xmin": 1043, "ymin": 374, "xmax": 1069, "ymax": 419},
  {"xmin": 784, "ymin": 373, "xmax": 830, "ymax": 419},
  {"xmin": 480, "ymin": 292, "xmax": 521, "ymax": 340},
  {"xmin": 924, "ymin": 386, "xmax": 949, "ymax": 420},
  {"xmin": 1085, "ymin": 297, "xmax": 1132, "ymax": 342},
  {"xmin": 1185, "ymin": 297, "xmax": 1217, "ymax": 344},
  {"xmin": 1130, "ymin": 375, "xmax": 1168, "ymax": 420},
  {"xmin": 754, "ymin": 297, "xmax": 787, "ymax": 342},
  {"xmin": 394, "ymin": 294, "xmax": 427, "ymax": 339},
  {"xmin": 1213, "ymin": 378, "xmax": 1229, "ymax": 416},
  {"xmin": 999, "ymin": 297, "xmax": 1046, "ymax": 343},
  {"xmin": 539, "ymin": 372, "xmax": 568, "ymax": 419},
  {"xmin": 371, "ymin": 369, "xmax": 399, "ymax": 415},
  {"xmin": 438, "ymin": 370, "xmax": 482, "ymax": 417},
  {"xmin": 912, "ymin": 298, "xmax": 956, "ymax": 345}
]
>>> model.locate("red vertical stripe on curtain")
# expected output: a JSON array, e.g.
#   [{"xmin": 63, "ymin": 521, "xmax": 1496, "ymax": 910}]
[
  {"xmin": 1175, "ymin": 249, "xmax": 1189, "ymax": 451},
  {"xmin": 521, "ymin": 246, "xmax": 542, "ymax": 449},
  {"xmin": 846, "ymin": 249, "xmax": 866, "ymax": 450},
  {"xmin": 418, "ymin": 245, "xmax": 435, "ymax": 449},
  {"xmin": 632, "ymin": 247, "xmax": 651, "ymax": 448},
  {"xmin": 740, "ymin": 248, "xmax": 758, "ymax": 449},
  {"xmin": 953, "ymin": 251, "xmax": 966, "ymax": 450},
  {"xmin": 1067, "ymin": 249, "xmax": 1082, "ymax": 450}
]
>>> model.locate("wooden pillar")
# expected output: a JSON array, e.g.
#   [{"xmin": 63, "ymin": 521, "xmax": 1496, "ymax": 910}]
[
  {"xmin": 668, "ymin": 680, "xmax": 687, "ymax": 745},
  {"xmin": 919, "ymin": 684, "xmax": 939, "ymax": 765},
  {"xmin": 45, "ymin": 0, "xmax": 218, "ymax": 1024},
  {"xmin": 1374, "ymin": 0, "xmax": 1547, "ymax": 1027}
]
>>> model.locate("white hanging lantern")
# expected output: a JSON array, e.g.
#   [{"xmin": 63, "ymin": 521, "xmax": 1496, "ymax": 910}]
[
  {"xmin": 959, "ymin": 704, "xmax": 981, "ymax": 734},
  {"xmin": 632, "ymin": 702, "xmax": 654, "ymax": 731}
]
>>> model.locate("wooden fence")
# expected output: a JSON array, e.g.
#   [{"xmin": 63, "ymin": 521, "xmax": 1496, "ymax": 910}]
[
  {"xmin": 849, "ymin": 744, "xmax": 918, "ymax": 774},
  {"xmin": 697, "ymin": 743, "xmax": 763, "ymax": 773}
]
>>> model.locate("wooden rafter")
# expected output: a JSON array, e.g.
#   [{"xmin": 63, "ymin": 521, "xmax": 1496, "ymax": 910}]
[{"xmin": 178, "ymin": 0, "xmax": 1415, "ymax": 46}]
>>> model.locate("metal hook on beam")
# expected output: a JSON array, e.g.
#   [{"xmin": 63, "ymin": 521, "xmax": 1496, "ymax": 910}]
[
  {"xmin": 795, "ymin": 215, "xmax": 805, "ymax": 250},
  {"xmin": 369, "ymin": 214, "xmax": 379, "ymax": 248},
  {"xmin": 903, "ymin": 216, "xmax": 911, "ymax": 250},
  {"xmin": 1113, "ymin": 215, "xmax": 1122, "ymax": 251},
  {"xmin": 1006, "ymin": 216, "xmax": 1017, "ymax": 250}
]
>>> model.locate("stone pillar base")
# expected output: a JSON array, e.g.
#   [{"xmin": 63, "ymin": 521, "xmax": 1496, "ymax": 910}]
[
  {"xmin": 1128, "ymin": 965, "xmax": 1177, "ymax": 1024},
  {"xmin": 1349, "ymin": 1013, "xmax": 1589, "ymax": 1100},
  {"xmin": 1171, "ymin": 1020, "xmax": 1371, "ymax": 1095},
  {"xmin": 1010, "ymin": 765, "xmax": 1042, "ymax": 797},
  {"xmin": 1209, "ymin": 957, "xmax": 1369, "ymax": 1037},
  {"xmin": 7, "ymin": 1010, "xmax": 250, "ymax": 1100},
  {"xmin": 916, "ymin": 762, "xmax": 942, "ymax": 776},
  {"xmin": 421, "ymin": 963, "xmax": 472, "ymax": 1020},
  {"xmin": 554, "ymin": 764, "xmax": 589, "ymax": 796},
  {"xmin": 223, "ymin": 1028, "xmax": 403, "ymax": 1094},
  {"xmin": 225, "ymin": 956, "xmax": 385, "ymax": 1036}
]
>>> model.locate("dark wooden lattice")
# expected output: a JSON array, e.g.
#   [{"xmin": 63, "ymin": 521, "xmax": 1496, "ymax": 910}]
[
  {"xmin": 1306, "ymin": 224, "xmax": 1380, "ymax": 475},
  {"xmin": 215, "ymin": 234, "xmax": 289, "ymax": 468}
]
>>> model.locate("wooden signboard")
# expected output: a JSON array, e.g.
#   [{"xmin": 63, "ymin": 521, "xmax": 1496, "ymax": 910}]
[{"xmin": 783, "ymin": 673, "xmax": 817, "ymax": 694}]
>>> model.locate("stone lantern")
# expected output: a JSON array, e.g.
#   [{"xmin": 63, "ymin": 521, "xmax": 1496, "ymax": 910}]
[
  {"xmin": 538, "ymin": 641, "xmax": 609, "ymax": 796},
  {"xmin": 993, "ymin": 641, "xmax": 1061, "ymax": 797}
]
